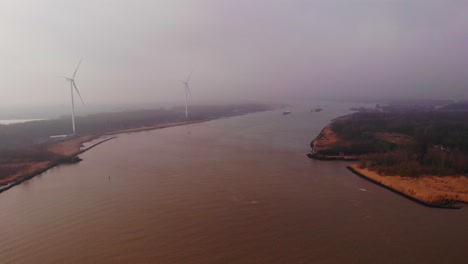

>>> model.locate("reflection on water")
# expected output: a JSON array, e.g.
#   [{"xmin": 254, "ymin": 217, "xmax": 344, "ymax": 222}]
[{"xmin": 0, "ymin": 102, "xmax": 466, "ymax": 264}]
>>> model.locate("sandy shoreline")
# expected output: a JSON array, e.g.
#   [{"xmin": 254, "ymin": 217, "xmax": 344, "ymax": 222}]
[{"xmin": 348, "ymin": 164, "xmax": 468, "ymax": 208}]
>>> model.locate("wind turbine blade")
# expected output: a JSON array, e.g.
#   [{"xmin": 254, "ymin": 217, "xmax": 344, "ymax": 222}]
[
  {"xmin": 72, "ymin": 59, "xmax": 83, "ymax": 79},
  {"xmin": 186, "ymin": 71, "xmax": 193, "ymax": 83},
  {"xmin": 187, "ymin": 86, "xmax": 193, "ymax": 98},
  {"xmin": 72, "ymin": 81, "xmax": 85, "ymax": 105}
]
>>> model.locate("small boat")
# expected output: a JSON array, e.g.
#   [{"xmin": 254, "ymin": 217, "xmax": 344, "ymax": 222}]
[
  {"xmin": 283, "ymin": 111, "xmax": 291, "ymax": 115},
  {"xmin": 311, "ymin": 108, "xmax": 323, "ymax": 112}
]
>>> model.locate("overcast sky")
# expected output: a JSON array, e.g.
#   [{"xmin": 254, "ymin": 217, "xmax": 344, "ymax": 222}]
[{"xmin": 1, "ymin": 0, "xmax": 467, "ymax": 107}]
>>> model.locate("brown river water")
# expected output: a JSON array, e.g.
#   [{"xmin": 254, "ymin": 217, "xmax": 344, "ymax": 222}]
[{"xmin": 1, "ymin": 102, "xmax": 467, "ymax": 263}]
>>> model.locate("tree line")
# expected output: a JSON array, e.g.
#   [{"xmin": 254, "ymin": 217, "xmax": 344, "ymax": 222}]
[{"xmin": 328, "ymin": 111, "xmax": 468, "ymax": 176}]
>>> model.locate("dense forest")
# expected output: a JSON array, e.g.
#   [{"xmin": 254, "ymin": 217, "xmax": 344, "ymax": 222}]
[{"xmin": 328, "ymin": 111, "xmax": 468, "ymax": 176}]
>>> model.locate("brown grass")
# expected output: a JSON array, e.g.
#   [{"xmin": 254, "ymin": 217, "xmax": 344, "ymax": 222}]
[
  {"xmin": 0, "ymin": 121, "xmax": 205, "ymax": 187},
  {"xmin": 313, "ymin": 115, "xmax": 354, "ymax": 152},
  {"xmin": 0, "ymin": 162, "xmax": 51, "ymax": 185},
  {"xmin": 313, "ymin": 125, "xmax": 340, "ymax": 151},
  {"xmin": 46, "ymin": 135, "xmax": 96, "ymax": 156},
  {"xmin": 1, "ymin": 120, "xmax": 200, "ymax": 187},
  {"xmin": 1, "ymin": 136, "xmax": 96, "ymax": 186},
  {"xmin": 350, "ymin": 164, "xmax": 468, "ymax": 204},
  {"xmin": 374, "ymin": 132, "xmax": 415, "ymax": 145}
]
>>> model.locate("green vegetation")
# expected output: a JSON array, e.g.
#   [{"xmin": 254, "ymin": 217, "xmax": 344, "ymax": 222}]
[{"xmin": 329, "ymin": 111, "xmax": 468, "ymax": 176}]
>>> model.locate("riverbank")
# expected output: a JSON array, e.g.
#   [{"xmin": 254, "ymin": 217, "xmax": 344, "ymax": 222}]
[
  {"xmin": 348, "ymin": 164, "xmax": 468, "ymax": 208},
  {"xmin": 0, "ymin": 121, "xmax": 200, "ymax": 192},
  {"xmin": 0, "ymin": 107, "xmax": 277, "ymax": 193},
  {"xmin": 105, "ymin": 120, "xmax": 201, "ymax": 135},
  {"xmin": 308, "ymin": 111, "xmax": 468, "ymax": 208},
  {"xmin": 0, "ymin": 135, "xmax": 115, "ymax": 193},
  {"xmin": 308, "ymin": 114, "xmax": 359, "ymax": 160}
]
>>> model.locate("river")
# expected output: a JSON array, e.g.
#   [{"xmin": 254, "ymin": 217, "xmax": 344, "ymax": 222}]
[{"xmin": 0, "ymin": 102, "xmax": 466, "ymax": 263}]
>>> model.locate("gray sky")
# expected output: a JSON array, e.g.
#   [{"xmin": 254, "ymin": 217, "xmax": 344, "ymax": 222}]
[{"xmin": 1, "ymin": 0, "xmax": 467, "ymax": 107}]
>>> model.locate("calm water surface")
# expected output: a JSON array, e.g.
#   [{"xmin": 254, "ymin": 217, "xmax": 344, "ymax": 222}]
[{"xmin": 1, "ymin": 102, "xmax": 467, "ymax": 263}]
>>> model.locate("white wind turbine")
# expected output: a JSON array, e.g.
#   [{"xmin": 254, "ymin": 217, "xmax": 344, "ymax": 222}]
[
  {"xmin": 64, "ymin": 59, "xmax": 85, "ymax": 135},
  {"xmin": 180, "ymin": 71, "xmax": 193, "ymax": 119}
]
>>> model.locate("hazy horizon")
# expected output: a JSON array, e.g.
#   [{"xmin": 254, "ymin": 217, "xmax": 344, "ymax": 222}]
[{"xmin": 1, "ymin": 0, "xmax": 467, "ymax": 107}]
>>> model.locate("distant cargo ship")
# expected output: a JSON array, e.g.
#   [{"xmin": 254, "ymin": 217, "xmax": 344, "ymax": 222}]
[{"xmin": 283, "ymin": 111, "xmax": 292, "ymax": 115}]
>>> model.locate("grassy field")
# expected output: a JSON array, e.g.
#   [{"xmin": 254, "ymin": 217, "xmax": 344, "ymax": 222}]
[{"xmin": 350, "ymin": 164, "xmax": 468, "ymax": 205}]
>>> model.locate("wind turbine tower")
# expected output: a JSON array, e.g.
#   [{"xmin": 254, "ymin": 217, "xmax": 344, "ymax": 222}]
[
  {"xmin": 64, "ymin": 59, "xmax": 85, "ymax": 135},
  {"xmin": 181, "ymin": 71, "xmax": 193, "ymax": 119}
]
